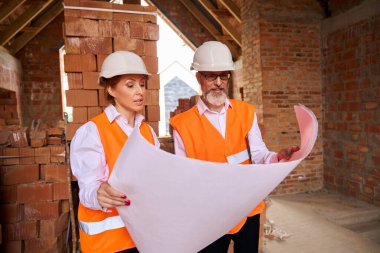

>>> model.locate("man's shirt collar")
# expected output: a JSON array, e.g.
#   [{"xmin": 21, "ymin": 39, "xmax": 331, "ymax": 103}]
[{"xmin": 196, "ymin": 97, "xmax": 232, "ymax": 115}]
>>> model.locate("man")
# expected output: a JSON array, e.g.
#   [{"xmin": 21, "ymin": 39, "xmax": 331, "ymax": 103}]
[{"xmin": 170, "ymin": 41, "xmax": 299, "ymax": 253}]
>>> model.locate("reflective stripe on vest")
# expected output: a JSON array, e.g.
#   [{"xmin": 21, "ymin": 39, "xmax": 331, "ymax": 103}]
[
  {"xmin": 79, "ymin": 215, "xmax": 125, "ymax": 235},
  {"xmin": 227, "ymin": 149, "xmax": 249, "ymax": 164}
]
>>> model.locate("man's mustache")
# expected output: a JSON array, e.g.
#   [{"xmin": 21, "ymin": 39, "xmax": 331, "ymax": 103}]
[{"xmin": 206, "ymin": 87, "xmax": 226, "ymax": 93}]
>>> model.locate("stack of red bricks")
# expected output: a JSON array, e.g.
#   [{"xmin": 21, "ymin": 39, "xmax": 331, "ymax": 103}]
[
  {"xmin": 170, "ymin": 96, "xmax": 199, "ymax": 118},
  {"xmin": 158, "ymin": 136, "xmax": 174, "ymax": 154},
  {"xmin": 0, "ymin": 124, "xmax": 69, "ymax": 252},
  {"xmin": 169, "ymin": 98, "xmax": 189, "ymax": 119},
  {"xmin": 63, "ymin": 0, "xmax": 160, "ymax": 140},
  {"xmin": 168, "ymin": 96, "xmax": 199, "ymax": 135}
]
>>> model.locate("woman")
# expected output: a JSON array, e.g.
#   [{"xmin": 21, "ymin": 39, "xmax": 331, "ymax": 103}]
[{"xmin": 70, "ymin": 51, "xmax": 160, "ymax": 253}]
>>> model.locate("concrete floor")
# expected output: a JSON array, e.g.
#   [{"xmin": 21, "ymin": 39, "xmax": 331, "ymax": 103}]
[{"xmin": 263, "ymin": 191, "xmax": 380, "ymax": 253}]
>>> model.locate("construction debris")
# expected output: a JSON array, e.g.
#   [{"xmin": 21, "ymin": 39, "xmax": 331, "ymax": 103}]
[
  {"xmin": 264, "ymin": 198, "xmax": 291, "ymax": 241},
  {"xmin": 264, "ymin": 219, "xmax": 292, "ymax": 241}
]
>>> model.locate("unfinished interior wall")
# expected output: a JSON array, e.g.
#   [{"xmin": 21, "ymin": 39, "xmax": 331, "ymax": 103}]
[
  {"xmin": 0, "ymin": 50, "xmax": 21, "ymax": 127},
  {"xmin": 64, "ymin": 1, "xmax": 160, "ymax": 140},
  {"xmin": 322, "ymin": 0, "xmax": 380, "ymax": 206},
  {"xmin": 0, "ymin": 11, "xmax": 70, "ymax": 253},
  {"xmin": 16, "ymin": 15, "xmax": 64, "ymax": 128},
  {"xmin": 242, "ymin": 0, "xmax": 324, "ymax": 194}
]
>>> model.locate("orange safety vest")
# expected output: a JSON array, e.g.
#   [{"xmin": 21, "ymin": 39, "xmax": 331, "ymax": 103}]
[
  {"xmin": 78, "ymin": 112, "xmax": 154, "ymax": 253},
  {"xmin": 170, "ymin": 99, "xmax": 265, "ymax": 234}
]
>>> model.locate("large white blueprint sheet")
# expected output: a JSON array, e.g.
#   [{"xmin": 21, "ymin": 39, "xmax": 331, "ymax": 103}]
[{"xmin": 109, "ymin": 104, "xmax": 318, "ymax": 253}]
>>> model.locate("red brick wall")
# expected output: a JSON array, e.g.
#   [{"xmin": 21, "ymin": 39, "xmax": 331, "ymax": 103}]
[
  {"xmin": 242, "ymin": 0, "xmax": 324, "ymax": 194},
  {"xmin": 0, "ymin": 51, "xmax": 21, "ymax": 126},
  {"xmin": 16, "ymin": 14, "xmax": 64, "ymax": 128},
  {"xmin": 322, "ymin": 1, "xmax": 380, "ymax": 206},
  {"xmin": 0, "ymin": 90, "xmax": 19, "ymax": 127}
]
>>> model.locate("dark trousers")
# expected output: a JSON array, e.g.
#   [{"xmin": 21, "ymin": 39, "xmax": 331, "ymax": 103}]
[
  {"xmin": 116, "ymin": 248, "xmax": 139, "ymax": 253},
  {"xmin": 198, "ymin": 214, "xmax": 260, "ymax": 253}
]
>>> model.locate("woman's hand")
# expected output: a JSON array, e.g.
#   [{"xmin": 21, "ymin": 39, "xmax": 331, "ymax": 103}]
[
  {"xmin": 97, "ymin": 182, "xmax": 130, "ymax": 208},
  {"xmin": 277, "ymin": 146, "xmax": 300, "ymax": 161}
]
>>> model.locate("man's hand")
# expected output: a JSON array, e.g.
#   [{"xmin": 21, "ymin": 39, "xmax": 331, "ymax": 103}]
[
  {"xmin": 277, "ymin": 146, "xmax": 300, "ymax": 162},
  {"xmin": 97, "ymin": 182, "xmax": 130, "ymax": 208}
]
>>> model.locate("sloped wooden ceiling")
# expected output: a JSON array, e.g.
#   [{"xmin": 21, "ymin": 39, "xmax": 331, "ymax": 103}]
[
  {"xmin": 0, "ymin": 0, "xmax": 63, "ymax": 54},
  {"xmin": 0, "ymin": 0, "xmax": 242, "ymax": 58},
  {"xmin": 145, "ymin": 0, "xmax": 242, "ymax": 60},
  {"xmin": 0, "ymin": 0, "xmax": 363, "ymax": 58}
]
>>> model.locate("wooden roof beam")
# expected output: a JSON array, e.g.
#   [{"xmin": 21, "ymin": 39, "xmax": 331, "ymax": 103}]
[
  {"xmin": 0, "ymin": 25, "xmax": 38, "ymax": 32},
  {"xmin": 198, "ymin": 0, "xmax": 241, "ymax": 47},
  {"xmin": 144, "ymin": 0, "xmax": 197, "ymax": 50},
  {"xmin": 0, "ymin": 0, "xmax": 27, "ymax": 24},
  {"xmin": 9, "ymin": 0, "xmax": 63, "ymax": 54},
  {"xmin": 0, "ymin": 0, "xmax": 55, "ymax": 46},
  {"xmin": 178, "ymin": 0, "xmax": 239, "ymax": 59},
  {"xmin": 219, "ymin": 0, "xmax": 241, "ymax": 23},
  {"xmin": 212, "ymin": 9, "xmax": 231, "ymax": 17}
]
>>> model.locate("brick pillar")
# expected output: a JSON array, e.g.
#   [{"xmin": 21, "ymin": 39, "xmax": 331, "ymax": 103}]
[
  {"xmin": 64, "ymin": 0, "xmax": 160, "ymax": 140},
  {"xmin": 241, "ymin": 2, "xmax": 263, "ymax": 120},
  {"xmin": 242, "ymin": 0, "xmax": 324, "ymax": 194},
  {"xmin": 231, "ymin": 57, "xmax": 244, "ymax": 100}
]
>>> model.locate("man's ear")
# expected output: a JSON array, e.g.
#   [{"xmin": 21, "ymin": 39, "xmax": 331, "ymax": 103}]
[{"xmin": 195, "ymin": 72, "xmax": 201, "ymax": 84}]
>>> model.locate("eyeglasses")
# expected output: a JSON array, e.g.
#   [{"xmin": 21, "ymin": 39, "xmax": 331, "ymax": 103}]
[{"xmin": 200, "ymin": 72, "xmax": 231, "ymax": 81}]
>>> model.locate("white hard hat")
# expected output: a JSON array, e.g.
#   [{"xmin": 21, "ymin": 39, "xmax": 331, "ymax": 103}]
[
  {"xmin": 191, "ymin": 41, "xmax": 234, "ymax": 71},
  {"xmin": 99, "ymin": 51, "xmax": 150, "ymax": 79}
]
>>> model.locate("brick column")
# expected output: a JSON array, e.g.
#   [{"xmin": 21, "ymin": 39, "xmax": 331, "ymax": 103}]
[
  {"xmin": 64, "ymin": 0, "xmax": 160, "ymax": 140},
  {"xmin": 241, "ymin": 2, "xmax": 263, "ymax": 120},
  {"xmin": 242, "ymin": 0, "xmax": 324, "ymax": 194}
]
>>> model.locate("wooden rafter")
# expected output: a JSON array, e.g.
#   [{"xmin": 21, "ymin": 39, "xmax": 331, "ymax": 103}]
[
  {"xmin": 219, "ymin": 0, "xmax": 241, "ymax": 23},
  {"xmin": 144, "ymin": 0, "xmax": 197, "ymax": 50},
  {"xmin": 0, "ymin": 0, "xmax": 55, "ymax": 46},
  {"xmin": 0, "ymin": 25, "xmax": 38, "ymax": 32},
  {"xmin": 9, "ymin": 0, "xmax": 63, "ymax": 54},
  {"xmin": 178, "ymin": 0, "xmax": 239, "ymax": 59},
  {"xmin": 212, "ymin": 9, "xmax": 231, "ymax": 16},
  {"xmin": 178, "ymin": 0, "xmax": 221, "ymax": 40},
  {"xmin": 198, "ymin": 0, "xmax": 241, "ymax": 47},
  {"xmin": 0, "ymin": 0, "xmax": 27, "ymax": 24}
]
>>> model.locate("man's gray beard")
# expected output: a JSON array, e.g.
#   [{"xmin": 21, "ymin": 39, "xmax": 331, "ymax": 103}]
[{"xmin": 205, "ymin": 91, "xmax": 227, "ymax": 107}]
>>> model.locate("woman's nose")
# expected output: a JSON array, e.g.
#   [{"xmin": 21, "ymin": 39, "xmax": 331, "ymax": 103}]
[{"xmin": 136, "ymin": 85, "xmax": 143, "ymax": 94}]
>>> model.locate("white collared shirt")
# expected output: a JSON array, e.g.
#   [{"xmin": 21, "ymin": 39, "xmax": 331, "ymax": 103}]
[
  {"xmin": 70, "ymin": 105, "xmax": 160, "ymax": 210},
  {"xmin": 173, "ymin": 98, "xmax": 278, "ymax": 164}
]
